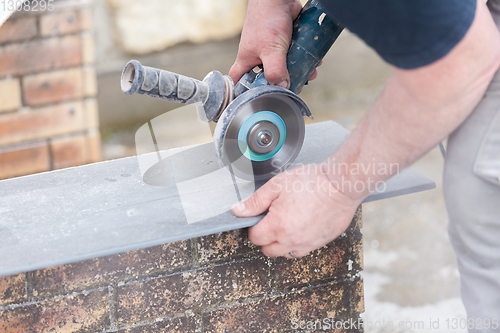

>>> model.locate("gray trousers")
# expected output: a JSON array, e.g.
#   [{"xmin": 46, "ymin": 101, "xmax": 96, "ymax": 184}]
[{"xmin": 444, "ymin": 1, "xmax": 500, "ymax": 332}]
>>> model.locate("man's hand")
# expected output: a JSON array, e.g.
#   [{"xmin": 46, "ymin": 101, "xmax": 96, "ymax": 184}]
[
  {"xmin": 231, "ymin": 164, "xmax": 363, "ymax": 259},
  {"xmin": 229, "ymin": 0, "xmax": 303, "ymax": 88}
]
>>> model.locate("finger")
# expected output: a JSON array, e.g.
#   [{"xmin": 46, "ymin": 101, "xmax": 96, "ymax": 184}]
[
  {"xmin": 261, "ymin": 49, "xmax": 290, "ymax": 88},
  {"xmin": 229, "ymin": 60, "xmax": 257, "ymax": 86},
  {"xmin": 231, "ymin": 179, "xmax": 280, "ymax": 217},
  {"xmin": 283, "ymin": 250, "xmax": 307, "ymax": 259},
  {"xmin": 290, "ymin": 1, "xmax": 303, "ymax": 20},
  {"xmin": 308, "ymin": 69, "xmax": 318, "ymax": 81},
  {"xmin": 248, "ymin": 210, "xmax": 281, "ymax": 246},
  {"xmin": 260, "ymin": 241, "xmax": 290, "ymax": 257}
]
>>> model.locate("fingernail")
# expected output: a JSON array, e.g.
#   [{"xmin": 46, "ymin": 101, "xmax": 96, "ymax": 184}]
[
  {"xmin": 232, "ymin": 201, "xmax": 246, "ymax": 213},
  {"xmin": 277, "ymin": 80, "xmax": 288, "ymax": 88}
]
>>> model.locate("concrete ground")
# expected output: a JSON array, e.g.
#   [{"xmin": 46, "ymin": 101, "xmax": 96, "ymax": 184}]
[{"xmin": 98, "ymin": 31, "xmax": 467, "ymax": 332}]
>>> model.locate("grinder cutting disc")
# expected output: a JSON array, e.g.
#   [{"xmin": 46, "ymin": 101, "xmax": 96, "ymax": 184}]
[{"xmin": 213, "ymin": 86, "xmax": 312, "ymax": 181}]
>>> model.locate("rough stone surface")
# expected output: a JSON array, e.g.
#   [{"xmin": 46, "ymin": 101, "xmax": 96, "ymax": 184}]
[
  {"xmin": 274, "ymin": 237, "xmax": 351, "ymax": 290},
  {"xmin": 197, "ymin": 229, "xmax": 258, "ymax": 265},
  {"xmin": 116, "ymin": 257, "xmax": 271, "ymax": 324},
  {"xmin": 0, "ymin": 289, "xmax": 110, "ymax": 332},
  {"xmin": 32, "ymin": 241, "xmax": 192, "ymax": 299},
  {"xmin": 0, "ymin": 274, "xmax": 25, "ymax": 306},
  {"xmin": 106, "ymin": 0, "xmax": 247, "ymax": 54},
  {"xmin": 116, "ymin": 316, "xmax": 197, "ymax": 333},
  {"xmin": 202, "ymin": 278, "xmax": 363, "ymax": 333}
]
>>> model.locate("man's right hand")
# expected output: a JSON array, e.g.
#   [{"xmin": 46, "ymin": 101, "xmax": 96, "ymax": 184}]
[{"xmin": 229, "ymin": 0, "xmax": 303, "ymax": 89}]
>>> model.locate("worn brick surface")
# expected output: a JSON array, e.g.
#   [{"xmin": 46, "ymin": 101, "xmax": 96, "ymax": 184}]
[
  {"xmin": 84, "ymin": 98, "xmax": 99, "ymax": 128},
  {"xmin": 32, "ymin": 241, "xmax": 191, "ymax": 299},
  {"xmin": 0, "ymin": 101, "xmax": 86, "ymax": 147},
  {"xmin": 203, "ymin": 279, "xmax": 363, "ymax": 333},
  {"xmin": 0, "ymin": 16, "xmax": 37, "ymax": 44},
  {"xmin": 0, "ymin": 274, "xmax": 25, "ymax": 306},
  {"xmin": 23, "ymin": 68, "xmax": 83, "ymax": 106},
  {"xmin": 82, "ymin": 66, "xmax": 97, "ymax": 97},
  {"xmin": 117, "ymin": 257, "xmax": 271, "ymax": 324},
  {"xmin": 0, "ymin": 289, "xmax": 109, "ymax": 332},
  {"xmin": 0, "ymin": 141, "xmax": 49, "ymax": 180},
  {"xmin": 80, "ymin": 8, "xmax": 92, "ymax": 31},
  {"xmin": 274, "ymin": 236, "xmax": 350, "ymax": 290},
  {"xmin": 86, "ymin": 129, "xmax": 102, "ymax": 163},
  {"xmin": 352, "ymin": 278, "xmax": 365, "ymax": 315},
  {"xmin": 350, "ymin": 233, "xmax": 364, "ymax": 274},
  {"xmin": 40, "ymin": 10, "xmax": 80, "ymax": 36},
  {"xmin": 0, "ymin": 78, "xmax": 21, "ymax": 113},
  {"xmin": 197, "ymin": 229, "xmax": 258, "ymax": 265},
  {"xmin": 0, "ymin": 35, "xmax": 81, "ymax": 78},
  {"xmin": 51, "ymin": 134, "xmax": 87, "ymax": 169},
  {"xmin": 346, "ymin": 206, "xmax": 363, "ymax": 234},
  {"xmin": 81, "ymin": 33, "xmax": 95, "ymax": 64},
  {"xmin": 117, "ymin": 316, "xmax": 197, "ymax": 333}
]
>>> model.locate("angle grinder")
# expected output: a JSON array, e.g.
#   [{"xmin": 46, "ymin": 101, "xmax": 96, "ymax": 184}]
[{"xmin": 121, "ymin": 0, "xmax": 343, "ymax": 181}]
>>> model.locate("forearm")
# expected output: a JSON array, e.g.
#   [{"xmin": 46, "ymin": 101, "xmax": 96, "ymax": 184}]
[{"xmin": 322, "ymin": 0, "xmax": 500, "ymax": 201}]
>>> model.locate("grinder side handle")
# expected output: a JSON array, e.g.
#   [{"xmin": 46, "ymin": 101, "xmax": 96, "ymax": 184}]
[
  {"xmin": 234, "ymin": 0, "xmax": 343, "ymax": 96},
  {"xmin": 121, "ymin": 60, "xmax": 230, "ymax": 122}
]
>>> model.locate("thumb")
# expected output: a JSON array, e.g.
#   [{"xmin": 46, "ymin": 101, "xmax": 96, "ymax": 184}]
[
  {"xmin": 261, "ymin": 48, "xmax": 290, "ymax": 89},
  {"xmin": 232, "ymin": 182, "xmax": 279, "ymax": 217},
  {"xmin": 229, "ymin": 60, "xmax": 254, "ymax": 86}
]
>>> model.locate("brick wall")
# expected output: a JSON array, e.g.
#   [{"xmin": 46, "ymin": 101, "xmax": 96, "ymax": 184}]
[
  {"xmin": 0, "ymin": 208, "xmax": 364, "ymax": 333},
  {"xmin": 0, "ymin": 0, "xmax": 100, "ymax": 180}
]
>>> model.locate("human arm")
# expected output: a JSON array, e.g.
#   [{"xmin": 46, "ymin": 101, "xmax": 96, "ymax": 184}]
[{"xmin": 232, "ymin": 0, "xmax": 500, "ymax": 258}]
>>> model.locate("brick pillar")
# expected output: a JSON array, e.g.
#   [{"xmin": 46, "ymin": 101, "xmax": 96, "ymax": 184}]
[
  {"xmin": 0, "ymin": 0, "xmax": 101, "ymax": 180},
  {"xmin": 0, "ymin": 208, "xmax": 364, "ymax": 332}
]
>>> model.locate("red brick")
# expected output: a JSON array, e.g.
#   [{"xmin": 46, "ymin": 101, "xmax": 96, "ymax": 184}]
[
  {"xmin": 0, "ymin": 274, "xmax": 25, "ymax": 306},
  {"xmin": 0, "ymin": 288, "xmax": 110, "ymax": 332},
  {"xmin": 32, "ymin": 241, "xmax": 192, "ymax": 299},
  {"xmin": 197, "ymin": 229, "xmax": 258, "ymax": 265},
  {"xmin": 203, "ymin": 279, "xmax": 363, "ymax": 333},
  {"xmin": 23, "ymin": 68, "xmax": 83, "ymax": 106},
  {"xmin": 0, "ymin": 101, "xmax": 86, "ymax": 147},
  {"xmin": 40, "ymin": 10, "xmax": 80, "ymax": 36},
  {"xmin": 0, "ymin": 16, "xmax": 37, "ymax": 44},
  {"xmin": 117, "ymin": 316, "xmax": 197, "ymax": 333},
  {"xmin": 0, "ymin": 35, "xmax": 81, "ymax": 78},
  {"xmin": 116, "ymin": 257, "xmax": 271, "ymax": 324},
  {"xmin": 274, "ymin": 236, "xmax": 350, "ymax": 290},
  {"xmin": 51, "ymin": 134, "xmax": 87, "ymax": 169},
  {"xmin": 0, "ymin": 141, "xmax": 49, "ymax": 180}
]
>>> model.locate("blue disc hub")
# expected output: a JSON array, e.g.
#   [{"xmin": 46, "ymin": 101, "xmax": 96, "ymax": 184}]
[{"xmin": 238, "ymin": 111, "xmax": 286, "ymax": 161}]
